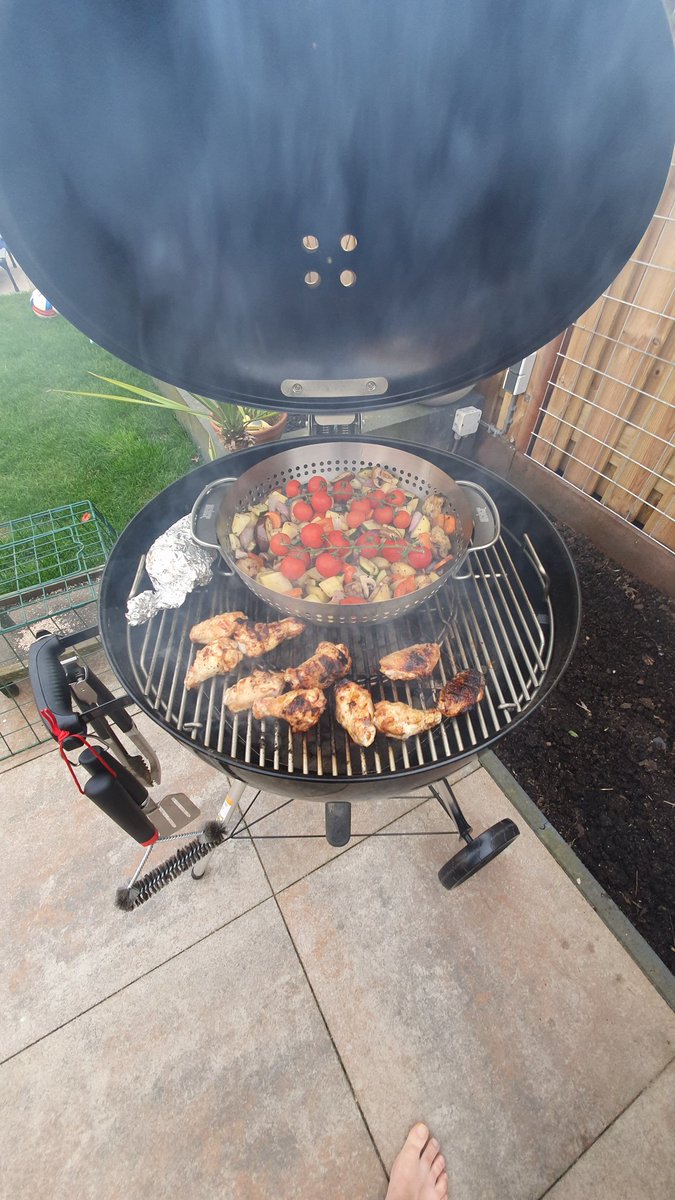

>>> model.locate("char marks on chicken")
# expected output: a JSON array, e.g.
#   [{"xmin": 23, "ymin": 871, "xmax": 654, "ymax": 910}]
[
  {"xmin": 233, "ymin": 617, "xmax": 305, "ymax": 658},
  {"xmin": 379, "ymin": 642, "xmax": 441, "ymax": 681},
  {"xmin": 437, "ymin": 669, "xmax": 485, "ymax": 718},
  {"xmin": 285, "ymin": 642, "xmax": 351, "ymax": 690},
  {"xmin": 252, "ymin": 687, "xmax": 327, "ymax": 733}
]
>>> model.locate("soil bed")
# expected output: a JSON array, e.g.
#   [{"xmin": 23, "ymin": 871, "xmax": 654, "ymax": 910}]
[{"xmin": 497, "ymin": 523, "xmax": 674, "ymax": 970}]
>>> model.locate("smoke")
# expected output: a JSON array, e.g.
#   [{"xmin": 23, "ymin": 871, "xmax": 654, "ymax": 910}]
[{"xmin": 0, "ymin": 0, "xmax": 672, "ymax": 406}]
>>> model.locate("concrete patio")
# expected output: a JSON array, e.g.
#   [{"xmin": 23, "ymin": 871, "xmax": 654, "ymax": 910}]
[{"xmin": 0, "ymin": 713, "xmax": 673, "ymax": 1200}]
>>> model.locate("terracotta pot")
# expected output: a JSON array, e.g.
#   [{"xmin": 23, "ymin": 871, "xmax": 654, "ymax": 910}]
[{"xmin": 247, "ymin": 412, "xmax": 288, "ymax": 445}]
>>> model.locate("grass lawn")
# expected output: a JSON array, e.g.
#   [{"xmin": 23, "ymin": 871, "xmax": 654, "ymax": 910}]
[{"xmin": 0, "ymin": 294, "xmax": 199, "ymax": 533}]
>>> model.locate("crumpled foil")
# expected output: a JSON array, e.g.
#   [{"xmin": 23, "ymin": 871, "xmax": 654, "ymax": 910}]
[{"xmin": 126, "ymin": 515, "xmax": 216, "ymax": 625}]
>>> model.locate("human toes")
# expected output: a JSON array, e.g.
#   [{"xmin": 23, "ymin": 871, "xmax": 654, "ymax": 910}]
[
  {"xmin": 435, "ymin": 1170, "xmax": 449, "ymax": 1198},
  {"xmin": 421, "ymin": 1135, "xmax": 440, "ymax": 1170},
  {"xmin": 408, "ymin": 1122, "xmax": 430, "ymax": 1154}
]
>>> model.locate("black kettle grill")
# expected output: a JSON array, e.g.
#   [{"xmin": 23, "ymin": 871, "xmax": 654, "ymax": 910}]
[{"xmin": 3, "ymin": 1, "xmax": 672, "ymax": 903}]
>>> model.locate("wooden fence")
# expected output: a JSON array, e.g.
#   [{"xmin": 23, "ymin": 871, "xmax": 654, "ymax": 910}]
[{"xmin": 481, "ymin": 151, "xmax": 675, "ymax": 556}]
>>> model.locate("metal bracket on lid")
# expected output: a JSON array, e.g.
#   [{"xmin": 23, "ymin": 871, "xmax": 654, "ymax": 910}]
[{"xmin": 280, "ymin": 376, "xmax": 388, "ymax": 399}]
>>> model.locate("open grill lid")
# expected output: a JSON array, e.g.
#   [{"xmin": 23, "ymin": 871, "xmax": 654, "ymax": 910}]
[{"xmin": 0, "ymin": 0, "xmax": 673, "ymax": 412}]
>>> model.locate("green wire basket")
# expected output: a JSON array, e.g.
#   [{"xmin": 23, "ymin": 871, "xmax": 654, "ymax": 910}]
[{"xmin": 0, "ymin": 501, "xmax": 117, "ymax": 633}]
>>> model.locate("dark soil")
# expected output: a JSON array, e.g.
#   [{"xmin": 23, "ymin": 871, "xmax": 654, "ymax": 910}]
[{"xmin": 498, "ymin": 523, "xmax": 674, "ymax": 971}]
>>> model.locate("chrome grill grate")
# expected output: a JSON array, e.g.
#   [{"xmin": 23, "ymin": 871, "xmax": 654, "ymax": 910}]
[{"xmin": 125, "ymin": 533, "xmax": 552, "ymax": 780}]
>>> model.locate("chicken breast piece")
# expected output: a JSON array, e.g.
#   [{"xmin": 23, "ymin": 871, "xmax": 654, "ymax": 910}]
[
  {"xmin": 334, "ymin": 680, "xmax": 376, "ymax": 747},
  {"xmin": 437, "ymin": 669, "xmax": 485, "ymax": 718},
  {"xmin": 252, "ymin": 687, "xmax": 327, "ymax": 733},
  {"xmin": 223, "ymin": 670, "xmax": 286, "ymax": 714},
  {"xmin": 284, "ymin": 642, "xmax": 352, "ymax": 690},
  {"xmin": 185, "ymin": 639, "xmax": 242, "ymax": 690},
  {"xmin": 379, "ymin": 642, "xmax": 441, "ymax": 681},
  {"xmin": 233, "ymin": 618, "xmax": 306, "ymax": 658},
  {"xmin": 373, "ymin": 700, "xmax": 442, "ymax": 740},
  {"xmin": 189, "ymin": 612, "xmax": 247, "ymax": 644}
]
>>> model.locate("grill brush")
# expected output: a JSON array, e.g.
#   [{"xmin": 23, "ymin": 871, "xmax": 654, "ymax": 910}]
[{"xmin": 116, "ymin": 820, "xmax": 227, "ymax": 910}]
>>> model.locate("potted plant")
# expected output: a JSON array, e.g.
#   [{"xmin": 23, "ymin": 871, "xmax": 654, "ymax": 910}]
[{"xmin": 207, "ymin": 404, "xmax": 287, "ymax": 450}]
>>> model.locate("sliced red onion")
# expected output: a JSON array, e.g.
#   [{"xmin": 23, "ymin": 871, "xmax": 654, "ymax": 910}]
[
  {"xmin": 255, "ymin": 516, "xmax": 270, "ymax": 552},
  {"xmin": 409, "ymin": 511, "xmax": 423, "ymax": 534},
  {"xmin": 239, "ymin": 523, "xmax": 257, "ymax": 551},
  {"xmin": 267, "ymin": 495, "xmax": 289, "ymax": 518}
]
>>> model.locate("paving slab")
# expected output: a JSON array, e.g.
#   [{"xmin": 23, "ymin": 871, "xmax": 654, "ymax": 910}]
[
  {"xmin": 544, "ymin": 1060, "xmax": 675, "ymax": 1200},
  {"xmin": 247, "ymin": 784, "xmax": 436, "ymax": 893},
  {"xmin": 246, "ymin": 760, "xmax": 481, "ymax": 894},
  {"xmin": 279, "ymin": 769, "xmax": 675, "ymax": 1200},
  {"xmin": 0, "ymin": 716, "xmax": 270, "ymax": 1060},
  {"xmin": 0, "ymin": 900, "xmax": 387, "ymax": 1200}
]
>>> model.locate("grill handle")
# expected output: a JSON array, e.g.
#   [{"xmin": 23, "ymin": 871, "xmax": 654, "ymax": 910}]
[
  {"xmin": 191, "ymin": 477, "xmax": 237, "ymax": 556},
  {"xmin": 29, "ymin": 634, "xmax": 86, "ymax": 740},
  {"xmin": 454, "ymin": 481, "xmax": 500, "ymax": 580}
]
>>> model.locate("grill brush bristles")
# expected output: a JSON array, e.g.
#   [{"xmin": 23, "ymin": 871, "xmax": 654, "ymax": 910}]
[{"xmin": 116, "ymin": 820, "xmax": 227, "ymax": 910}]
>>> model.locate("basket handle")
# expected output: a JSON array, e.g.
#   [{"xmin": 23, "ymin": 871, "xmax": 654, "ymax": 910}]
[
  {"xmin": 191, "ymin": 477, "xmax": 237, "ymax": 550},
  {"xmin": 453, "ymin": 481, "xmax": 500, "ymax": 580}
]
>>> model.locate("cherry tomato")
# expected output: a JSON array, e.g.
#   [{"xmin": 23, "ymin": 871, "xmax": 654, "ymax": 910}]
[
  {"xmin": 300, "ymin": 523, "xmax": 325, "ymax": 549},
  {"xmin": 280, "ymin": 551, "xmax": 309, "ymax": 581},
  {"xmin": 316, "ymin": 550, "xmax": 344, "ymax": 578},
  {"xmin": 332, "ymin": 479, "xmax": 354, "ymax": 502},
  {"xmin": 292, "ymin": 499, "xmax": 313, "ymax": 523},
  {"xmin": 339, "ymin": 597, "xmax": 362, "ymax": 605},
  {"xmin": 269, "ymin": 532, "xmax": 291, "ymax": 557},
  {"xmin": 326, "ymin": 530, "xmax": 350, "ymax": 552},
  {"xmin": 350, "ymin": 496, "xmax": 372, "ymax": 513},
  {"xmin": 346, "ymin": 510, "xmax": 366, "ymax": 529},
  {"xmin": 386, "ymin": 489, "xmax": 406, "ymax": 507},
  {"xmin": 368, "ymin": 488, "xmax": 386, "ymax": 505},
  {"xmin": 285, "ymin": 479, "xmax": 301, "ymax": 498},
  {"xmin": 408, "ymin": 546, "xmax": 433, "ymax": 570},
  {"xmin": 311, "ymin": 491, "xmax": 334, "ymax": 515},
  {"xmin": 356, "ymin": 531, "xmax": 382, "ymax": 559},
  {"xmin": 393, "ymin": 510, "xmax": 412, "ymax": 530},
  {"xmin": 307, "ymin": 475, "xmax": 328, "ymax": 493},
  {"xmin": 381, "ymin": 537, "xmax": 405, "ymax": 563},
  {"xmin": 374, "ymin": 505, "xmax": 394, "ymax": 526}
]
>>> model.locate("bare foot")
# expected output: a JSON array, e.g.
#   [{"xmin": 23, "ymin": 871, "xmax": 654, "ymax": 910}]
[{"xmin": 385, "ymin": 1123, "xmax": 448, "ymax": 1199}]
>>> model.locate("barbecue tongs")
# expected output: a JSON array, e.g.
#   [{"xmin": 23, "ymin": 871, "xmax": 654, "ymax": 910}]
[{"xmin": 29, "ymin": 628, "xmax": 160, "ymax": 787}]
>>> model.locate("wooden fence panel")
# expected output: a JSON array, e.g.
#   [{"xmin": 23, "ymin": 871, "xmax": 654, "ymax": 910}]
[{"xmin": 525, "ymin": 158, "xmax": 675, "ymax": 555}]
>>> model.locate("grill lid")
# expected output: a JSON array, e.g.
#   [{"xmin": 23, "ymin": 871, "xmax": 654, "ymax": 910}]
[{"xmin": 0, "ymin": 0, "xmax": 672, "ymax": 411}]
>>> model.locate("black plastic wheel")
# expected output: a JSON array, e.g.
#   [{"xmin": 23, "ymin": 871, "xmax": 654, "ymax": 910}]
[{"xmin": 438, "ymin": 819, "xmax": 519, "ymax": 890}]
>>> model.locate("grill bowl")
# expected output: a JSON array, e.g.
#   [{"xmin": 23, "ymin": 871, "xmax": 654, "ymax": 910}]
[{"xmin": 191, "ymin": 441, "xmax": 499, "ymax": 626}]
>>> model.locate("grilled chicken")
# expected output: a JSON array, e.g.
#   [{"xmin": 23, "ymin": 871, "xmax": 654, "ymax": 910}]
[
  {"xmin": 223, "ymin": 670, "xmax": 285, "ymax": 714},
  {"xmin": 437, "ymin": 669, "xmax": 485, "ymax": 718},
  {"xmin": 189, "ymin": 611, "xmax": 247, "ymax": 644},
  {"xmin": 334, "ymin": 680, "xmax": 376, "ymax": 747},
  {"xmin": 185, "ymin": 639, "xmax": 242, "ymax": 690},
  {"xmin": 373, "ymin": 700, "xmax": 442, "ymax": 740},
  {"xmin": 379, "ymin": 642, "xmax": 441, "ymax": 681},
  {"xmin": 252, "ymin": 687, "xmax": 327, "ymax": 733},
  {"xmin": 284, "ymin": 641, "xmax": 352, "ymax": 690},
  {"xmin": 233, "ymin": 618, "xmax": 305, "ymax": 658}
]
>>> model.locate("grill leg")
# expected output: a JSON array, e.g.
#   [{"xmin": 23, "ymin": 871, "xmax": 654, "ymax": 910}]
[{"xmin": 325, "ymin": 801, "xmax": 351, "ymax": 847}]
